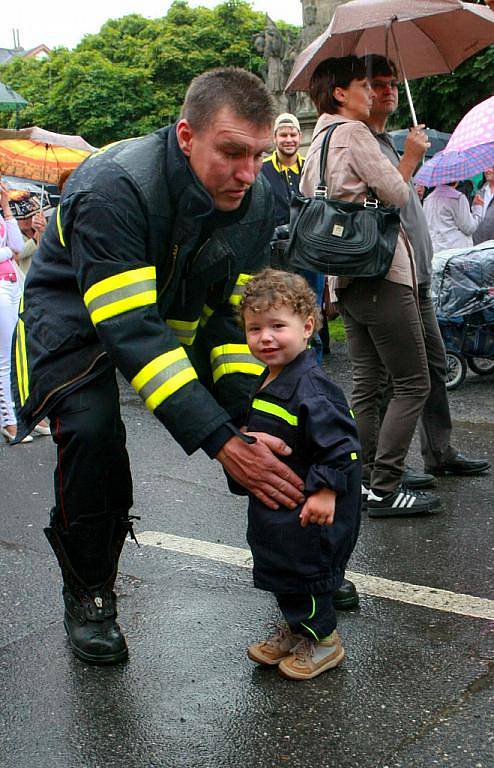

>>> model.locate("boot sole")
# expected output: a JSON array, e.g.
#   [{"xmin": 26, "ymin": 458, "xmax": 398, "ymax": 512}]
[
  {"xmin": 247, "ymin": 647, "xmax": 289, "ymax": 666},
  {"xmin": 64, "ymin": 619, "xmax": 129, "ymax": 665},
  {"xmin": 278, "ymin": 648, "xmax": 345, "ymax": 680}
]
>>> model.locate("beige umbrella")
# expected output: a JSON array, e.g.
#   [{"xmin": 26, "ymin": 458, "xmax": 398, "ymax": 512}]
[{"xmin": 285, "ymin": 0, "xmax": 494, "ymax": 125}]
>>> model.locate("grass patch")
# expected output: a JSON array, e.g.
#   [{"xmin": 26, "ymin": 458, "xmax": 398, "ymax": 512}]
[{"xmin": 328, "ymin": 315, "xmax": 346, "ymax": 342}]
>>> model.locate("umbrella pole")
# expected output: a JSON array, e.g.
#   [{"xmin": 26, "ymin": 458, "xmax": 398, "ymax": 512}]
[{"xmin": 390, "ymin": 22, "xmax": 418, "ymax": 127}]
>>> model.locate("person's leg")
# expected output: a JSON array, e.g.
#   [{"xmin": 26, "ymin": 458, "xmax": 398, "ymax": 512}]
[
  {"xmin": 0, "ymin": 281, "xmax": 21, "ymax": 431},
  {"xmin": 276, "ymin": 592, "xmax": 344, "ymax": 680},
  {"xmin": 416, "ymin": 286, "xmax": 456, "ymax": 466},
  {"xmin": 343, "ymin": 280, "xmax": 430, "ymax": 493},
  {"xmin": 45, "ymin": 366, "xmax": 134, "ymax": 664},
  {"xmin": 418, "ymin": 287, "xmax": 491, "ymax": 475},
  {"xmin": 276, "ymin": 592, "xmax": 336, "ymax": 641},
  {"xmin": 339, "ymin": 283, "xmax": 387, "ymax": 490}
]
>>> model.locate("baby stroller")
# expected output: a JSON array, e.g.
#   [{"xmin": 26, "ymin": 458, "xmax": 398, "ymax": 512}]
[{"xmin": 432, "ymin": 242, "xmax": 494, "ymax": 390}]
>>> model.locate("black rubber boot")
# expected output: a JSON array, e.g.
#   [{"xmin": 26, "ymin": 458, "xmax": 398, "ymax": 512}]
[
  {"xmin": 333, "ymin": 578, "xmax": 359, "ymax": 610},
  {"xmin": 44, "ymin": 516, "xmax": 137, "ymax": 665},
  {"xmin": 62, "ymin": 583, "xmax": 128, "ymax": 665}
]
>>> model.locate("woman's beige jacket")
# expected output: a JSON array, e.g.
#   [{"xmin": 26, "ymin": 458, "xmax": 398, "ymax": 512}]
[{"xmin": 300, "ymin": 113, "xmax": 415, "ymax": 288}]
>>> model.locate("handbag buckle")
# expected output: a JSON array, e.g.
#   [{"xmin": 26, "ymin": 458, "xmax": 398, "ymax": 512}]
[
  {"xmin": 364, "ymin": 198, "xmax": 379, "ymax": 209},
  {"xmin": 314, "ymin": 185, "xmax": 328, "ymax": 199}
]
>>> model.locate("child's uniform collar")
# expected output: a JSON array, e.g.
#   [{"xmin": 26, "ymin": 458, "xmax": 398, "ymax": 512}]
[{"xmin": 257, "ymin": 348, "xmax": 318, "ymax": 402}]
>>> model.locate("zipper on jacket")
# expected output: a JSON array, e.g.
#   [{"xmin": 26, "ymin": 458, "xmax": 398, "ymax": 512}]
[
  {"xmin": 32, "ymin": 352, "xmax": 107, "ymax": 419},
  {"xmin": 158, "ymin": 244, "xmax": 179, "ymax": 300}
]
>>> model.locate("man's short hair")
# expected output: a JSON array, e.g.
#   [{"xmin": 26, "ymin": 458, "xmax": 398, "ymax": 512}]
[
  {"xmin": 181, "ymin": 67, "xmax": 276, "ymax": 132},
  {"xmin": 363, "ymin": 54, "xmax": 398, "ymax": 80},
  {"xmin": 309, "ymin": 56, "xmax": 367, "ymax": 116}
]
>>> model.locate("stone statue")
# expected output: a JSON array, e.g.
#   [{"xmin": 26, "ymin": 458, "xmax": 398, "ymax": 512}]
[{"xmin": 254, "ymin": 16, "xmax": 290, "ymax": 111}]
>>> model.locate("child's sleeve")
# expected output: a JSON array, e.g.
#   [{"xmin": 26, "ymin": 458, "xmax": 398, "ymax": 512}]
[{"xmin": 301, "ymin": 395, "xmax": 361, "ymax": 495}]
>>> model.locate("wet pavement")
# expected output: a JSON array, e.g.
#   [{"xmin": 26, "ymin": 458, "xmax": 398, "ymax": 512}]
[{"xmin": 1, "ymin": 342, "xmax": 493, "ymax": 768}]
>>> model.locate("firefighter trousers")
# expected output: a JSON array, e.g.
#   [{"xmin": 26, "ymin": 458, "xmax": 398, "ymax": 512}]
[
  {"xmin": 48, "ymin": 364, "xmax": 133, "ymax": 588},
  {"xmin": 276, "ymin": 592, "xmax": 337, "ymax": 642}
]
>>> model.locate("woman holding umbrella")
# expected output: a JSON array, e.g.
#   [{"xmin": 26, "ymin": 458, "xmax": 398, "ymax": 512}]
[{"xmin": 300, "ymin": 55, "xmax": 438, "ymax": 517}]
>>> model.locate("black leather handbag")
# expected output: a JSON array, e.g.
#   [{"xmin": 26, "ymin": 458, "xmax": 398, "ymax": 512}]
[{"xmin": 286, "ymin": 123, "xmax": 401, "ymax": 278}]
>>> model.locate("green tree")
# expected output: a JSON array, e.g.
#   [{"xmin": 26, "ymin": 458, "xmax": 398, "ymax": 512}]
[
  {"xmin": 0, "ymin": 1, "xmax": 293, "ymax": 145},
  {"xmin": 392, "ymin": 47, "xmax": 494, "ymax": 132}
]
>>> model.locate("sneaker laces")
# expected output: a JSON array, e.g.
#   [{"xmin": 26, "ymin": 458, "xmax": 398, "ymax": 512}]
[
  {"xmin": 290, "ymin": 637, "xmax": 315, "ymax": 662},
  {"xmin": 265, "ymin": 625, "xmax": 292, "ymax": 649}
]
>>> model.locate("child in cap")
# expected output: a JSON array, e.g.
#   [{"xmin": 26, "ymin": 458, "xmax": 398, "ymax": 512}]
[{"xmin": 235, "ymin": 268, "xmax": 361, "ymax": 681}]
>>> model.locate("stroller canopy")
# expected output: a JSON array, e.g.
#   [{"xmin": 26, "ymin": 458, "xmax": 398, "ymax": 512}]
[{"xmin": 432, "ymin": 241, "xmax": 494, "ymax": 319}]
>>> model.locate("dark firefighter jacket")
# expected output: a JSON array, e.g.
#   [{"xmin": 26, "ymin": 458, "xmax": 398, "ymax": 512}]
[
  {"xmin": 261, "ymin": 151, "xmax": 304, "ymax": 227},
  {"xmin": 241, "ymin": 348, "xmax": 361, "ymax": 594},
  {"xmin": 12, "ymin": 125, "xmax": 274, "ymax": 453}
]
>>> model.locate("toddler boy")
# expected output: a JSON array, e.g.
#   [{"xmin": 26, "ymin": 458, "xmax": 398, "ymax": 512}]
[{"xmin": 236, "ymin": 268, "xmax": 361, "ymax": 681}]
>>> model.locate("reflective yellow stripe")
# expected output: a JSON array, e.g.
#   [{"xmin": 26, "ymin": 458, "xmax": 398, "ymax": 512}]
[
  {"xmin": 131, "ymin": 347, "xmax": 198, "ymax": 412},
  {"xmin": 166, "ymin": 318, "xmax": 200, "ymax": 346},
  {"xmin": 308, "ymin": 595, "xmax": 316, "ymax": 620},
  {"xmin": 351, "ymin": 452, "xmax": 358, "ymax": 460},
  {"xmin": 300, "ymin": 622, "xmax": 319, "ymax": 642},
  {"xmin": 252, "ymin": 398, "xmax": 298, "ymax": 426},
  {"xmin": 56, "ymin": 205, "xmax": 65, "ymax": 247},
  {"xmin": 349, "ymin": 408, "xmax": 355, "ymax": 419},
  {"xmin": 84, "ymin": 267, "xmax": 157, "ymax": 325},
  {"xmin": 200, "ymin": 303, "xmax": 214, "ymax": 327},
  {"xmin": 210, "ymin": 343, "xmax": 264, "ymax": 384},
  {"xmin": 228, "ymin": 273, "xmax": 254, "ymax": 306},
  {"xmin": 16, "ymin": 320, "xmax": 29, "ymax": 406}
]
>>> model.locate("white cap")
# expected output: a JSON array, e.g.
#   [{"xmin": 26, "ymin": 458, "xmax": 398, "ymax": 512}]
[{"xmin": 274, "ymin": 113, "xmax": 300, "ymax": 133}]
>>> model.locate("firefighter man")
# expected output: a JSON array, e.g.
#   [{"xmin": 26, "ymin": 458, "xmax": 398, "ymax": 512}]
[{"xmin": 12, "ymin": 68, "xmax": 307, "ymax": 665}]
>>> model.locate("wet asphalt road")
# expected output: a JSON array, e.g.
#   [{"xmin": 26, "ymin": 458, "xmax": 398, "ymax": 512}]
[{"xmin": 1, "ymin": 342, "xmax": 493, "ymax": 768}]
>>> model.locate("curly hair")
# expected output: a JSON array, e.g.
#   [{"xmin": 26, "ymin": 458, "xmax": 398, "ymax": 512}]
[{"xmin": 239, "ymin": 268, "xmax": 322, "ymax": 332}]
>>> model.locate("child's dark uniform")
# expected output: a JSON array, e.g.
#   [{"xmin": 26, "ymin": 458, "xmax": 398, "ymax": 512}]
[{"xmin": 242, "ymin": 348, "xmax": 361, "ymax": 641}]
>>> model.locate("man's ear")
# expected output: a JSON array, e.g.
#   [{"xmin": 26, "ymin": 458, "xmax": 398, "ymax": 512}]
[{"xmin": 176, "ymin": 119, "xmax": 193, "ymax": 157}]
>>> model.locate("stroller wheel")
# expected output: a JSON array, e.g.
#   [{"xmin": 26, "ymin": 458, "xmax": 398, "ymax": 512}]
[
  {"xmin": 466, "ymin": 357, "xmax": 494, "ymax": 376},
  {"xmin": 446, "ymin": 351, "xmax": 467, "ymax": 390}
]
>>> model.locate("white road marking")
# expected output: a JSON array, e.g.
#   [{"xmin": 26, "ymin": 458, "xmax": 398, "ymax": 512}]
[{"xmin": 137, "ymin": 531, "xmax": 494, "ymax": 621}]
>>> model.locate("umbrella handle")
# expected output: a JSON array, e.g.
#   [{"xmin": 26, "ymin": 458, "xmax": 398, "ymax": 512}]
[{"xmin": 389, "ymin": 21, "xmax": 418, "ymax": 127}]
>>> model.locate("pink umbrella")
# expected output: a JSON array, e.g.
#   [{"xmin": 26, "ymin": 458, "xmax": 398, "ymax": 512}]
[
  {"xmin": 414, "ymin": 95, "xmax": 494, "ymax": 186},
  {"xmin": 285, "ymin": 0, "xmax": 494, "ymax": 125},
  {"xmin": 447, "ymin": 95, "xmax": 494, "ymax": 152}
]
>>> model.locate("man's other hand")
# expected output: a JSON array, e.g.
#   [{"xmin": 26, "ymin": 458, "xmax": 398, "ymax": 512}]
[{"xmin": 216, "ymin": 433, "xmax": 305, "ymax": 510}]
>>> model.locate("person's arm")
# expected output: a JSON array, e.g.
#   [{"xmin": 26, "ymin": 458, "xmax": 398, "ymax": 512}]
[
  {"xmin": 455, "ymin": 194, "xmax": 480, "ymax": 236},
  {"xmin": 1, "ymin": 182, "xmax": 24, "ymax": 257},
  {"xmin": 298, "ymin": 391, "xmax": 361, "ymax": 526},
  {"xmin": 346, "ymin": 123, "xmax": 410, "ymax": 208},
  {"xmin": 397, "ymin": 126, "xmax": 430, "ymax": 183},
  {"xmin": 65, "ymin": 187, "xmax": 304, "ymax": 507}
]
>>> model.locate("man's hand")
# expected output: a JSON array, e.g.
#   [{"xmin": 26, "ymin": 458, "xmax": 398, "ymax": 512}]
[
  {"xmin": 299, "ymin": 487, "xmax": 336, "ymax": 528},
  {"xmin": 473, "ymin": 194, "xmax": 484, "ymax": 208},
  {"xmin": 399, "ymin": 125, "xmax": 430, "ymax": 182},
  {"xmin": 216, "ymin": 433, "xmax": 305, "ymax": 510}
]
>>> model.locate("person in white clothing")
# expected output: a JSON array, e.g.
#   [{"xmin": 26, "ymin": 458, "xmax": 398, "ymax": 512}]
[
  {"xmin": 0, "ymin": 181, "xmax": 33, "ymax": 443},
  {"xmin": 423, "ymin": 182, "xmax": 482, "ymax": 252}
]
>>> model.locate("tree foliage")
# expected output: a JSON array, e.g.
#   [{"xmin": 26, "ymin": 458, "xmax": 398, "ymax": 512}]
[
  {"xmin": 389, "ymin": 46, "xmax": 494, "ymax": 132},
  {"xmin": 0, "ymin": 0, "xmax": 270, "ymax": 146}
]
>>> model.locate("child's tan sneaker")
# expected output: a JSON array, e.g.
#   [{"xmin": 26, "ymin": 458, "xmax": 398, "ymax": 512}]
[
  {"xmin": 247, "ymin": 626, "xmax": 301, "ymax": 666},
  {"xmin": 278, "ymin": 630, "xmax": 345, "ymax": 680}
]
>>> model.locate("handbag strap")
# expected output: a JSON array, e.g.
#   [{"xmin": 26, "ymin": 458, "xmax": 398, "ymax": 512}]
[{"xmin": 316, "ymin": 121, "xmax": 379, "ymax": 202}]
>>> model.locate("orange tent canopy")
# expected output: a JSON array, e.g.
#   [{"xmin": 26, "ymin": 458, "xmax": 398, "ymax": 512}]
[{"xmin": 0, "ymin": 126, "xmax": 96, "ymax": 185}]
